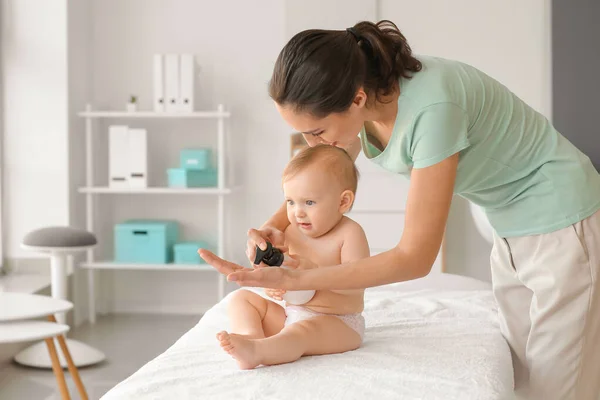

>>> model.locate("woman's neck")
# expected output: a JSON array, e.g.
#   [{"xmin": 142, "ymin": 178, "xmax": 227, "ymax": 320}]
[{"xmin": 363, "ymin": 88, "xmax": 400, "ymax": 148}]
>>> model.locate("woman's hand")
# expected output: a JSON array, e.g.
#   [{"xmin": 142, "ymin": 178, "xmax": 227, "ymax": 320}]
[
  {"xmin": 282, "ymin": 254, "xmax": 318, "ymax": 270},
  {"xmin": 199, "ymin": 249, "xmax": 253, "ymax": 276},
  {"xmin": 265, "ymin": 288, "xmax": 286, "ymax": 301},
  {"xmin": 246, "ymin": 226, "xmax": 287, "ymax": 267},
  {"xmin": 199, "ymin": 249, "xmax": 295, "ymax": 289}
]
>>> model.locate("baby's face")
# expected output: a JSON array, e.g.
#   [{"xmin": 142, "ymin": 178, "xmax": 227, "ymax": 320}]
[{"xmin": 283, "ymin": 166, "xmax": 344, "ymax": 238}]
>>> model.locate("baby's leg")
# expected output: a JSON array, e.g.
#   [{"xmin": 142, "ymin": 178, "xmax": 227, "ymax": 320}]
[
  {"xmin": 221, "ymin": 315, "xmax": 361, "ymax": 369},
  {"xmin": 225, "ymin": 289, "xmax": 285, "ymax": 338}
]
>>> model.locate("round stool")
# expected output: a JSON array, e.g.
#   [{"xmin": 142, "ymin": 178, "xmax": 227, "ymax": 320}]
[{"xmin": 17, "ymin": 226, "xmax": 105, "ymax": 368}]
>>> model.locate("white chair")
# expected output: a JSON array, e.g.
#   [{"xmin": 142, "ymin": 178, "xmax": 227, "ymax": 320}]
[
  {"xmin": 0, "ymin": 293, "xmax": 88, "ymax": 400},
  {"xmin": 17, "ymin": 226, "xmax": 105, "ymax": 368}
]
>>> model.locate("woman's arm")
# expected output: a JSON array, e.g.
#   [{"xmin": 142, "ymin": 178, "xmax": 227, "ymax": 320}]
[
  {"xmin": 226, "ymin": 153, "xmax": 458, "ymax": 289},
  {"xmin": 329, "ymin": 221, "xmax": 371, "ymax": 295}
]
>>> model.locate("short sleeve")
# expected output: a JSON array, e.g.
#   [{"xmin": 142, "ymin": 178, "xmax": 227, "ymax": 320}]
[{"xmin": 409, "ymin": 102, "xmax": 470, "ymax": 169}]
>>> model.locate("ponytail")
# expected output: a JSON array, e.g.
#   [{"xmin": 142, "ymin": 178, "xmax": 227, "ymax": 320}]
[
  {"xmin": 269, "ymin": 20, "xmax": 421, "ymax": 118},
  {"xmin": 350, "ymin": 20, "xmax": 422, "ymax": 100}
]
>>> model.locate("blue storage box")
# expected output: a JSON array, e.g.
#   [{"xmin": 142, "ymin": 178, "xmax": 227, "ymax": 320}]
[
  {"xmin": 167, "ymin": 168, "xmax": 217, "ymax": 188},
  {"xmin": 180, "ymin": 148, "xmax": 211, "ymax": 170},
  {"xmin": 115, "ymin": 220, "xmax": 179, "ymax": 263},
  {"xmin": 174, "ymin": 242, "xmax": 211, "ymax": 264}
]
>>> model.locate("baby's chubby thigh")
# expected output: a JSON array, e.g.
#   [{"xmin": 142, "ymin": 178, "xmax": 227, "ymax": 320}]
[
  {"xmin": 285, "ymin": 314, "xmax": 362, "ymax": 356},
  {"xmin": 227, "ymin": 289, "xmax": 286, "ymax": 338}
]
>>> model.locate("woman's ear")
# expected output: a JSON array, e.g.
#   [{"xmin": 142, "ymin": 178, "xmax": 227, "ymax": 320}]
[
  {"xmin": 352, "ymin": 88, "xmax": 367, "ymax": 109},
  {"xmin": 339, "ymin": 190, "xmax": 355, "ymax": 214}
]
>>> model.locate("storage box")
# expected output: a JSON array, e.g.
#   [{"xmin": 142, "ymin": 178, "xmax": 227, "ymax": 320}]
[
  {"xmin": 167, "ymin": 168, "xmax": 217, "ymax": 188},
  {"xmin": 174, "ymin": 242, "xmax": 211, "ymax": 264},
  {"xmin": 115, "ymin": 220, "xmax": 179, "ymax": 263},
  {"xmin": 180, "ymin": 148, "xmax": 211, "ymax": 170}
]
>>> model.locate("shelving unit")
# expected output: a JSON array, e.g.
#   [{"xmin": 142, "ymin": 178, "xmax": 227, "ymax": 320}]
[
  {"xmin": 80, "ymin": 262, "xmax": 215, "ymax": 272},
  {"xmin": 78, "ymin": 186, "xmax": 240, "ymax": 195},
  {"xmin": 79, "ymin": 110, "xmax": 230, "ymax": 119},
  {"xmin": 79, "ymin": 104, "xmax": 234, "ymax": 323}
]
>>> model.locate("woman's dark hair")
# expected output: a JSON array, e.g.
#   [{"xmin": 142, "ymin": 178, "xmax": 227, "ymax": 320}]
[{"xmin": 269, "ymin": 20, "xmax": 421, "ymax": 118}]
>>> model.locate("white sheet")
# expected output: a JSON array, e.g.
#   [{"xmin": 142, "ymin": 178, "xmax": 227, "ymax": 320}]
[{"xmin": 102, "ymin": 274, "xmax": 513, "ymax": 400}]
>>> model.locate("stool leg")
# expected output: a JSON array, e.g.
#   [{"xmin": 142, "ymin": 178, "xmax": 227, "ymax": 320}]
[
  {"xmin": 45, "ymin": 337, "xmax": 71, "ymax": 400},
  {"xmin": 48, "ymin": 315, "xmax": 89, "ymax": 400},
  {"xmin": 51, "ymin": 252, "xmax": 68, "ymax": 325}
]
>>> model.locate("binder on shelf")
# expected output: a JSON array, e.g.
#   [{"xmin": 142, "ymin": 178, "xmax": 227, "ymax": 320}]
[
  {"xmin": 109, "ymin": 125, "xmax": 129, "ymax": 188},
  {"xmin": 179, "ymin": 54, "xmax": 195, "ymax": 112},
  {"xmin": 153, "ymin": 54, "xmax": 165, "ymax": 112},
  {"xmin": 128, "ymin": 128, "xmax": 148, "ymax": 188},
  {"xmin": 165, "ymin": 54, "xmax": 179, "ymax": 112}
]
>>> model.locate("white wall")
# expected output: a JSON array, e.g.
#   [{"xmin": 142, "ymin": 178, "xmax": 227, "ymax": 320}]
[
  {"xmin": 0, "ymin": 0, "xmax": 71, "ymax": 366},
  {"xmin": 1, "ymin": 0, "xmax": 70, "ymax": 258},
  {"xmin": 67, "ymin": 0, "xmax": 92, "ymax": 326},
  {"xmin": 0, "ymin": 1, "xmax": 4, "ymax": 272},
  {"xmin": 75, "ymin": 0, "xmax": 552, "ymax": 314},
  {"xmin": 379, "ymin": 0, "xmax": 552, "ymax": 281},
  {"xmin": 0, "ymin": 0, "xmax": 91, "ymax": 326},
  {"xmin": 85, "ymin": 0, "xmax": 288, "ymax": 315},
  {"xmin": 379, "ymin": 0, "xmax": 552, "ymax": 118},
  {"xmin": 0, "ymin": 0, "xmax": 552, "ymax": 319},
  {"xmin": 285, "ymin": 0, "xmax": 377, "ymax": 36}
]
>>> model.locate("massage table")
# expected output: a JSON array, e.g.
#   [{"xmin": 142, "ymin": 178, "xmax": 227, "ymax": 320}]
[{"xmin": 101, "ymin": 273, "xmax": 514, "ymax": 399}]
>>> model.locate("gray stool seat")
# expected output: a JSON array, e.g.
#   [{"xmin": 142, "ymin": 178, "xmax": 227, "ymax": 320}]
[
  {"xmin": 17, "ymin": 226, "xmax": 105, "ymax": 369},
  {"xmin": 22, "ymin": 227, "xmax": 97, "ymax": 251}
]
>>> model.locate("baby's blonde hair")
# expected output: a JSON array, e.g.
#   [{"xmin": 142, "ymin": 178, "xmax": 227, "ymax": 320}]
[{"xmin": 282, "ymin": 144, "xmax": 359, "ymax": 193}]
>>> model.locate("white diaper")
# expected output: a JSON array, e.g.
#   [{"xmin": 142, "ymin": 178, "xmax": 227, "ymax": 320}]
[{"xmin": 284, "ymin": 305, "xmax": 365, "ymax": 341}]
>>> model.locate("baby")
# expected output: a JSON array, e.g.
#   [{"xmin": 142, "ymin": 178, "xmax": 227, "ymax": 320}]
[{"xmin": 217, "ymin": 144, "xmax": 370, "ymax": 369}]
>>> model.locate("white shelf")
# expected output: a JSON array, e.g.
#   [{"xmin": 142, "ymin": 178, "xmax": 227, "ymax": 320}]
[
  {"xmin": 78, "ymin": 110, "xmax": 230, "ymax": 119},
  {"xmin": 79, "ymin": 103, "xmax": 231, "ymax": 322},
  {"xmin": 80, "ymin": 262, "xmax": 215, "ymax": 272},
  {"xmin": 78, "ymin": 186, "xmax": 240, "ymax": 195}
]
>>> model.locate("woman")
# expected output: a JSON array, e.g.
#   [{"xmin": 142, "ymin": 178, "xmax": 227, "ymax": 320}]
[{"xmin": 200, "ymin": 20, "xmax": 600, "ymax": 399}]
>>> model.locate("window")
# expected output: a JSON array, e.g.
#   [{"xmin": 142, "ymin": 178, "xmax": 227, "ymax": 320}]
[{"xmin": 0, "ymin": 7, "xmax": 4, "ymax": 273}]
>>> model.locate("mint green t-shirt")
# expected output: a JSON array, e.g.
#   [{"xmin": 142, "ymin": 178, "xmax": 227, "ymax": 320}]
[{"xmin": 360, "ymin": 56, "xmax": 600, "ymax": 237}]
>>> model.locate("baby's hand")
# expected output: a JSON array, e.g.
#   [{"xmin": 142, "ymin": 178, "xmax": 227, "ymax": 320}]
[{"xmin": 265, "ymin": 288, "xmax": 286, "ymax": 301}]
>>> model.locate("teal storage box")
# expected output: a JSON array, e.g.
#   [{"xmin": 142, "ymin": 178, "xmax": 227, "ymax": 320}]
[
  {"xmin": 180, "ymin": 148, "xmax": 211, "ymax": 170},
  {"xmin": 174, "ymin": 242, "xmax": 211, "ymax": 264},
  {"xmin": 167, "ymin": 168, "xmax": 217, "ymax": 188},
  {"xmin": 115, "ymin": 220, "xmax": 179, "ymax": 263}
]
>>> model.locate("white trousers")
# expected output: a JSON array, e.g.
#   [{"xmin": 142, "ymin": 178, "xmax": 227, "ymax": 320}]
[{"xmin": 491, "ymin": 209, "xmax": 600, "ymax": 400}]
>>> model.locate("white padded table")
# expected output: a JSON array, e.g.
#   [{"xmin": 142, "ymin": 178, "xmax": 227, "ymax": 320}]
[
  {"xmin": 0, "ymin": 292, "xmax": 104, "ymax": 368},
  {"xmin": 0, "ymin": 292, "xmax": 89, "ymax": 399},
  {"xmin": 102, "ymin": 273, "xmax": 513, "ymax": 400},
  {"xmin": 0, "ymin": 293, "xmax": 73, "ymax": 322},
  {"xmin": 0, "ymin": 321, "xmax": 69, "ymax": 343}
]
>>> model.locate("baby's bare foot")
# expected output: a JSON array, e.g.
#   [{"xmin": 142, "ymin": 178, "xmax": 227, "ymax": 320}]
[
  {"xmin": 230, "ymin": 333, "xmax": 262, "ymax": 339},
  {"xmin": 216, "ymin": 331, "xmax": 261, "ymax": 370}
]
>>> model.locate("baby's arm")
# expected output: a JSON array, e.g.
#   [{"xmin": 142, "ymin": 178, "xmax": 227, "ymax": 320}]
[
  {"xmin": 330, "ymin": 222, "xmax": 370, "ymax": 295},
  {"xmin": 280, "ymin": 225, "xmax": 320, "ymax": 271},
  {"xmin": 265, "ymin": 288, "xmax": 286, "ymax": 301}
]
